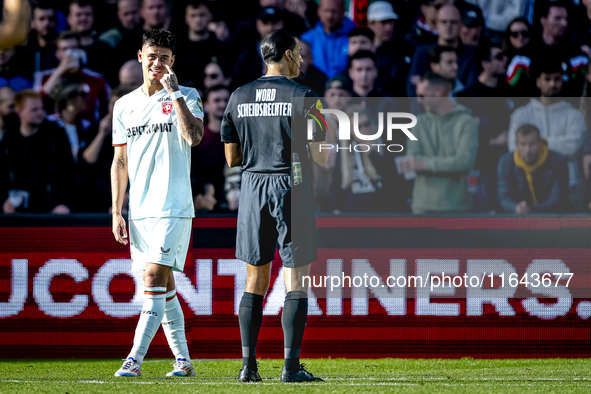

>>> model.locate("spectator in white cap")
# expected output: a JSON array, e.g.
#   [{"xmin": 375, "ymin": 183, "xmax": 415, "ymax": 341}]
[
  {"xmin": 368, "ymin": 1, "xmax": 414, "ymax": 97},
  {"xmin": 367, "ymin": 1, "xmax": 398, "ymax": 48}
]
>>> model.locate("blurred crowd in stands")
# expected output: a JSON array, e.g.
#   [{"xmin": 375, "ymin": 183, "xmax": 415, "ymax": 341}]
[{"xmin": 2, "ymin": 0, "xmax": 591, "ymax": 215}]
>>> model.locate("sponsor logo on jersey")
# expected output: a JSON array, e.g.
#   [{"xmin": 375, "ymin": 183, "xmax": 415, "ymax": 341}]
[
  {"xmin": 126, "ymin": 123, "xmax": 174, "ymax": 137},
  {"xmin": 158, "ymin": 96, "xmax": 172, "ymax": 102},
  {"xmin": 162, "ymin": 102, "xmax": 173, "ymax": 114}
]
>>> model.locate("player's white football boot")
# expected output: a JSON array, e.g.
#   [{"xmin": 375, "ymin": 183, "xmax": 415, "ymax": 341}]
[
  {"xmin": 166, "ymin": 358, "xmax": 196, "ymax": 377},
  {"xmin": 114, "ymin": 357, "xmax": 142, "ymax": 377}
]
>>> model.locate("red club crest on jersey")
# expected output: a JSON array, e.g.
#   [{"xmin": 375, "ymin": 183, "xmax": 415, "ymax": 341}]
[{"xmin": 162, "ymin": 102, "xmax": 173, "ymax": 114}]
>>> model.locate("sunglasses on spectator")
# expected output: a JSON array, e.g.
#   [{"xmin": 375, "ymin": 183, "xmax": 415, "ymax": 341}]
[
  {"xmin": 510, "ymin": 30, "xmax": 529, "ymax": 38},
  {"xmin": 205, "ymin": 73, "xmax": 219, "ymax": 79}
]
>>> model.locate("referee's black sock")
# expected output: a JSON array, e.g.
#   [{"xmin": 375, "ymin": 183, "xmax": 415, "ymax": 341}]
[
  {"xmin": 239, "ymin": 292, "xmax": 264, "ymax": 371},
  {"xmin": 282, "ymin": 290, "xmax": 308, "ymax": 373}
]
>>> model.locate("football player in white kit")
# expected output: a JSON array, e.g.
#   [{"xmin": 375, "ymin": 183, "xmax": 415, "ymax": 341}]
[{"xmin": 111, "ymin": 29, "xmax": 204, "ymax": 377}]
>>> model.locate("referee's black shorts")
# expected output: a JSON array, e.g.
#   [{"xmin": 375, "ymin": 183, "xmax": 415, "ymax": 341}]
[{"xmin": 236, "ymin": 171, "xmax": 317, "ymax": 268}]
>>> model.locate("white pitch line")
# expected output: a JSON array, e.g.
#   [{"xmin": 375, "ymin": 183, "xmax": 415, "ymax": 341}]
[{"xmin": 1, "ymin": 380, "xmax": 589, "ymax": 387}]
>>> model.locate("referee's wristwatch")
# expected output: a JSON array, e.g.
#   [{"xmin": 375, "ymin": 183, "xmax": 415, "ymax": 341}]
[{"xmin": 170, "ymin": 90, "xmax": 183, "ymax": 101}]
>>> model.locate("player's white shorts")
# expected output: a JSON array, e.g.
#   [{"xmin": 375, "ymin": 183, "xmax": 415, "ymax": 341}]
[{"xmin": 129, "ymin": 217, "xmax": 192, "ymax": 272}]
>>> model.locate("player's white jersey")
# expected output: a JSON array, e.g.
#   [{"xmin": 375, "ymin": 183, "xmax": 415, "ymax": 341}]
[{"xmin": 112, "ymin": 85, "xmax": 204, "ymax": 219}]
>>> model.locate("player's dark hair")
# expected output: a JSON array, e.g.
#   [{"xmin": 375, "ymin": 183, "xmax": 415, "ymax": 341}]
[
  {"xmin": 427, "ymin": 46, "xmax": 456, "ymax": 66},
  {"xmin": 347, "ymin": 50, "xmax": 377, "ymax": 70},
  {"xmin": 142, "ymin": 28, "xmax": 176, "ymax": 54},
  {"xmin": 204, "ymin": 84, "xmax": 230, "ymax": 103},
  {"xmin": 260, "ymin": 29, "xmax": 297, "ymax": 65},
  {"xmin": 68, "ymin": 0, "xmax": 94, "ymax": 13},
  {"xmin": 516, "ymin": 124, "xmax": 540, "ymax": 139},
  {"xmin": 420, "ymin": 70, "xmax": 453, "ymax": 91}
]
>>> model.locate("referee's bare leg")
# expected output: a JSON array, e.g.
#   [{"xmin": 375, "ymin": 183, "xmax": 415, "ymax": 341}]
[{"xmin": 238, "ymin": 263, "xmax": 272, "ymax": 381}]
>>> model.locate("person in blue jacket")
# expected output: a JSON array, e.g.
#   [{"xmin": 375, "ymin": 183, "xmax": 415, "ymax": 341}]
[{"xmin": 300, "ymin": 0, "xmax": 355, "ymax": 79}]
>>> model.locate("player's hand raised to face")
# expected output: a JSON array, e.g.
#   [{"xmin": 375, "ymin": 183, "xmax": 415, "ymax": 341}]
[{"xmin": 161, "ymin": 64, "xmax": 179, "ymax": 94}]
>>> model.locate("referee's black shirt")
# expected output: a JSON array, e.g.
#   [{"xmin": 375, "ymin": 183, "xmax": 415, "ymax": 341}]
[{"xmin": 220, "ymin": 75, "xmax": 325, "ymax": 174}]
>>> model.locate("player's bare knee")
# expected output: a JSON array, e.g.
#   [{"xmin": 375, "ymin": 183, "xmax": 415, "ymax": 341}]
[
  {"xmin": 166, "ymin": 270, "xmax": 176, "ymax": 292},
  {"xmin": 143, "ymin": 264, "xmax": 171, "ymax": 288}
]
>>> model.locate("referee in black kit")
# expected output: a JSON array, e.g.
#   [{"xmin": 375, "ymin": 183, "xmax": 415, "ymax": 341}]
[{"xmin": 221, "ymin": 30, "xmax": 327, "ymax": 383}]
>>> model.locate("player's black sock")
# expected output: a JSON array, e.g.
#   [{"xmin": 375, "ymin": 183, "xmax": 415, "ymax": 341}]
[
  {"xmin": 239, "ymin": 292, "xmax": 264, "ymax": 371},
  {"xmin": 282, "ymin": 290, "xmax": 308, "ymax": 373}
]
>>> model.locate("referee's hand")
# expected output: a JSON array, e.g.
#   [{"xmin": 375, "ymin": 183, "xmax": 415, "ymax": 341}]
[{"xmin": 162, "ymin": 64, "xmax": 179, "ymax": 94}]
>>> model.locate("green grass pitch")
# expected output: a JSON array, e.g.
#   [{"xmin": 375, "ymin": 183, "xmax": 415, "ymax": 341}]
[{"xmin": 0, "ymin": 358, "xmax": 589, "ymax": 393}]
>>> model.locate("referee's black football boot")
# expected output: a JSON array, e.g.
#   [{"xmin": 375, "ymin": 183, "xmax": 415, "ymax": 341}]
[
  {"xmin": 280, "ymin": 363, "xmax": 324, "ymax": 382},
  {"xmin": 238, "ymin": 365, "xmax": 262, "ymax": 382}
]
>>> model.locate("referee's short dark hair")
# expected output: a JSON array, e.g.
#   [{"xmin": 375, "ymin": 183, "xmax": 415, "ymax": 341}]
[
  {"xmin": 142, "ymin": 28, "xmax": 176, "ymax": 54},
  {"xmin": 347, "ymin": 50, "xmax": 377, "ymax": 70},
  {"xmin": 260, "ymin": 29, "xmax": 297, "ymax": 65}
]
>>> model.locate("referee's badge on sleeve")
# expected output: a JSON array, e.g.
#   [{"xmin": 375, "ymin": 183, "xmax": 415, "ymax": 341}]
[{"xmin": 162, "ymin": 102, "xmax": 173, "ymax": 114}]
